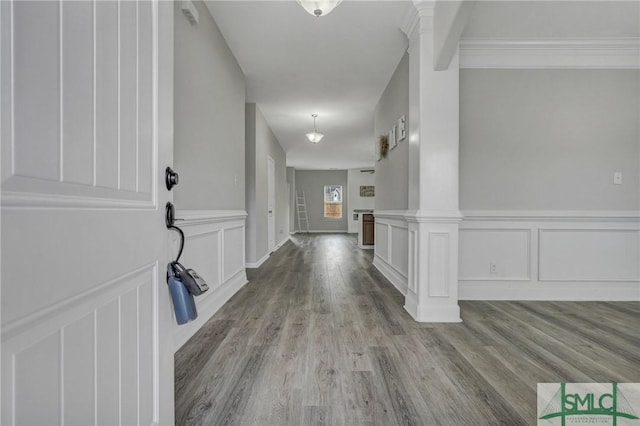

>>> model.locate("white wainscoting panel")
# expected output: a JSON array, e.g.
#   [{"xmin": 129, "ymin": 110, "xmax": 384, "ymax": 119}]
[
  {"xmin": 375, "ymin": 222, "xmax": 389, "ymax": 263},
  {"xmin": 2, "ymin": 264, "xmax": 158, "ymax": 426},
  {"xmin": 390, "ymin": 225, "xmax": 409, "ymax": 278},
  {"xmin": 173, "ymin": 210, "xmax": 248, "ymax": 350},
  {"xmin": 539, "ymin": 229, "xmax": 640, "ymax": 282},
  {"xmin": 223, "ymin": 226, "xmax": 245, "ymax": 282},
  {"xmin": 373, "ymin": 211, "xmax": 409, "ymax": 295},
  {"xmin": 460, "ymin": 211, "xmax": 640, "ymax": 300},
  {"xmin": 459, "ymin": 229, "xmax": 531, "ymax": 281},
  {"xmin": 428, "ymin": 233, "xmax": 451, "ymax": 297}
]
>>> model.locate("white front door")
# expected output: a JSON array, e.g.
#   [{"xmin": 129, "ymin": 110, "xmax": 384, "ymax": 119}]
[
  {"xmin": 1, "ymin": 1, "xmax": 174, "ymax": 424},
  {"xmin": 267, "ymin": 156, "xmax": 275, "ymax": 252}
]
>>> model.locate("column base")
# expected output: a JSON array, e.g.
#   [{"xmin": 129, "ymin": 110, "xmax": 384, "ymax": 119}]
[{"xmin": 404, "ymin": 289, "xmax": 461, "ymax": 322}]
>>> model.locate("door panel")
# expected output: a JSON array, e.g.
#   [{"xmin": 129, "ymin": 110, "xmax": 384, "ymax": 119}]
[
  {"xmin": 267, "ymin": 156, "xmax": 275, "ymax": 252},
  {"xmin": 1, "ymin": 1, "xmax": 174, "ymax": 424}
]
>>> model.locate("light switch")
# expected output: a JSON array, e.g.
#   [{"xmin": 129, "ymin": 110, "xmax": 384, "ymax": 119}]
[{"xmin": 614, "ymin": 172, "xmax": 622, "ymax": 185}]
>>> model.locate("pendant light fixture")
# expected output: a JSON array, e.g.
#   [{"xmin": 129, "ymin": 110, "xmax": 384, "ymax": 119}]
[
  {"xmin": 296, "ymin": 0, "xmax": 343, "ymax": 17},
  {"xmin": 306, "ymin": 114, "xmax": 324, "ymax": 143}
]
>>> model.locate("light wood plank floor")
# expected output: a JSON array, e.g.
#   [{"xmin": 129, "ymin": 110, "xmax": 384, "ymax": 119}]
[{"xmin": 175, "ymin": 234, "xmax": 640, "ymax": 425}]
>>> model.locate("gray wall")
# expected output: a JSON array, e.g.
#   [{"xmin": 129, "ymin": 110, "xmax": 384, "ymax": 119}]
[
  {"xmin": 374, "ymin": 53, "xmax": 410, "ymax": 211},
  {"xmin": 295, "ymin": 170, "xmax": 349, "ymax": 232},
  {"xmin": 246, "ymin": 104, "xmax": 288, "ymax": 264},
  {"xmin": 173, "ymin": 1, "xmax": 246, "ymax": 209},
  {"xmin": 460, "ymin": 69, "xmax": 640, "ymax": 211},
  {"xmin": 287, "ymin": 167, "xmax": 296, "ymax": 233}
]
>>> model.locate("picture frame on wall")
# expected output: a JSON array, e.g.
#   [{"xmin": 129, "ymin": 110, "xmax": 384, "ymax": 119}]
[
  {"xmin": 360, "ymin": 186, "xmax": 375, "ymax": 197},
  {"xmin": 398, "ymin": 115, "xmax": 406, "ymax": 141},
  {"xmin": 389, "ymin": 124, "xmax": 397, "ymax": 150}
]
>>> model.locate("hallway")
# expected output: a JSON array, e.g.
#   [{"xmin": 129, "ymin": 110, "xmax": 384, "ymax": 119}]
[{"xmin": 175, "ymin": 234, "xmax": 640, "ymax": 425}]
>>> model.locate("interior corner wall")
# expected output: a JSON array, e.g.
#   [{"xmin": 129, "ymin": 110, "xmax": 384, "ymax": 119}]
[
  {"xmin": 245, "ymin": 104, "xmax": 288, "ymax": 266},
  {"xmin": 371, "ymin": 52, "xmax": 411, "ymax": 295},
  {"xmin": 460, "ymin": 69, "xmax": 640, "ymax": 211},
  {"xmin": 173, "ymin": 0, "xmax": 245, "ymax": 210},
  {"xmin": 374, "ymin": 52, "xmax": 410, "ymax": 211},
  {"xmin": 295, "ymin": 170, "xmax": 349, "ymax": 232},
  {"xmin": 347, "ymin": 169, "xmax": 376, "ymax": 234}
]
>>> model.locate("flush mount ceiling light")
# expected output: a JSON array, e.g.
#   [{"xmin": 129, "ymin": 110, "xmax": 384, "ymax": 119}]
[
  {"xmin": 306, "ymin": 114, "xmax": 325, "ymax": 143},
  {"xmin": 296, "ymin": 0, "xmax": 343, "ymax": 17}
]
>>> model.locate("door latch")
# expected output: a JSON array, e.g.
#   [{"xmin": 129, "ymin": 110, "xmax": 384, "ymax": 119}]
[{"xmin": 165, "ymin": 166, "xmax": 179, "ymax": 190}]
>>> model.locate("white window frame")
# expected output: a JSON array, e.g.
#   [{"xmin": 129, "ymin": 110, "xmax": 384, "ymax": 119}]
[{"xmin": 323, "ymin": 185, "xmax": 343, "ymax": 219}]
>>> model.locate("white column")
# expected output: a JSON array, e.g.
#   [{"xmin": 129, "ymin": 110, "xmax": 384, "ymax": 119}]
[{"xmin": 402, "ymin": 2, "xmax": 462, "ymax": 322}]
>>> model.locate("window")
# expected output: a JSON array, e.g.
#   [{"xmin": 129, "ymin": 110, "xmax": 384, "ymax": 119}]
[{"xmin": 324, "ymin": 185, "xmax": 343, "ymax": 219}]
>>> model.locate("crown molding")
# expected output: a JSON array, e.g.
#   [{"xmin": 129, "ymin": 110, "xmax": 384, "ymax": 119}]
[
  {"xmin": 401, "ymin": 1, "xmax": 435, "ymax": 38},
  {"xmin": 460, "ymin": 38, "xmax": 640, "ymax": 69}
]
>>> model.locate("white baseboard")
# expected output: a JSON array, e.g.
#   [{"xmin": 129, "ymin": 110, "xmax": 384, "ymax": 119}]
[
  {"xmin": 460, "ymin": 281, "xmax": 640, "ymax": 301},
  {"xmin": 246, "ymin": 235, "xmax": 291, "ymax": 268},
  {"xmin": 174, "ymin": 269, "xmax": 248, "ymax": 351},
  {"xmin": 373, "ymin": 254, "xmax": 408, "ymax": 296},
  {"xmin": 294, "ymin": 230, "xmax": 348, "ymax": 234},
  {"xmin": 274, "ymin": 235, "xmax": 291, "ymax": 250},
  {"xmin": 246, "ymin": 252, "xmax": 269, "ymax": 268}
]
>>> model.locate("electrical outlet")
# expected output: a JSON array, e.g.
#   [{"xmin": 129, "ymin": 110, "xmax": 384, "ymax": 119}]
[
  {"xmin": 490, "ymin": 263, "xmax": 497, "ymax": 273},
  {"xmin": 614, "ymin": 172, "xmax": 622, "ymax": 185}
]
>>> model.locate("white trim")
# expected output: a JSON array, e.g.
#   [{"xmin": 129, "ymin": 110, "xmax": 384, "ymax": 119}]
[
  {"xmin": 175, "ymin": 209, "xmax": 247, "ymax": 225},
  {"xmin": 246, "ymin": 235, "xmax": 290, "ymax": 268},
  {"xmin": 246, "ymin": 252, "xmax": 269, "ymax": 269},
  {"xmin": 373, "ymin": 254, "xmax": 408, "ymax": 296},
  {"xmin": 274, "ymin": 235, "xmax": 291, "ymax": 251},
  {"xmin": 0, "ymin": 188, "xmax": 154, "ymax": 210},
  {"xmin": 462, "ymin": 210, "xmax": 640, "ymax": 222},
  {"xmin": 460, "ymin": 281, "xmax": 640, "ymax": 301},
  {"xmin": 404, "ymin": 209, "xmax": 463, "ymax": 223},
  {"xmin": 295, "ymin": 230, "xmax": 348, "ymax": 234},
  {"xmin": 373, "ymin": 209, "xmax": 410, "ymax": 220},
  {"xmin": 400, "ymin": 1, "xmax": 435, "ymax": 38},
  {"xmin": 460, "ymin": 38, "xmax": 640, "ymax": 69}
]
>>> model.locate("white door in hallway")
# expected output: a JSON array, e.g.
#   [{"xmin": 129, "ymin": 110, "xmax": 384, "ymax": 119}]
[
  {"xmin": 268, "ymin": 155, "xmax": 275, "ymax": 252},
  {"xmin": 1, "ymin": 1, "xmax": 175, "ymax": 424}
]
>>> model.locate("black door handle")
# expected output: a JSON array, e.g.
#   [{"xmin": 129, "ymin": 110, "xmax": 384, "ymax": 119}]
[{"xmin": 166, "ymin": 167, "xmax": 179, "ymax": 190}]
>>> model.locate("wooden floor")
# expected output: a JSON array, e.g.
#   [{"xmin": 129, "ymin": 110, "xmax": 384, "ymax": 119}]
[{"xmin": 175, "ymin": 234, "xmax": 640, "ymax": 426}]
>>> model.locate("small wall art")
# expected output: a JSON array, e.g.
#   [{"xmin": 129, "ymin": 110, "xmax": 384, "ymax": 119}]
[
  {"xmin": 389, "ymin": 124, "xmax": 397, "ymax": 150},
  {"xmin": 398, "ymin": 115, "xmax": 406, "ymax": 141},
  {"xmin": 360, "ymin": 186, "xmax": 375, "ymax": 197},
  {"xmin": 378, "ymin": 134, "xmax": 389, "ymax": 160}
]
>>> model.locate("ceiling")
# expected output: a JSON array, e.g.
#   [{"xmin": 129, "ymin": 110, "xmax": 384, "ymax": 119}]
[{"xmin": 204, "ymin": 1, "xmax": 639, "ymax": 170}]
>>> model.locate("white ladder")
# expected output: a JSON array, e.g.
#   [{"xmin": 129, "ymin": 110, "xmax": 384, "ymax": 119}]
[{"xmin": 296, "ymin": 190, "xmax": 310, "ymax": 233}]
